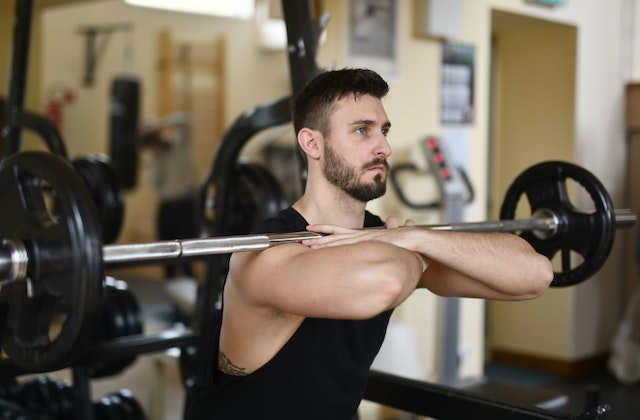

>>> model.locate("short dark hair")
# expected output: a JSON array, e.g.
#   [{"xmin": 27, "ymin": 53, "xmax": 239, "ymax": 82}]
[{"xmin": 291, "ymin": 68, "xmax": 389, "ymax": 136}]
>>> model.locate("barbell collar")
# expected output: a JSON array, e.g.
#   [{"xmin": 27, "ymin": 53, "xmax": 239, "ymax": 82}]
[{"xmin": 0, "ymin": 239, "xmax": 28, "ymax": 285}]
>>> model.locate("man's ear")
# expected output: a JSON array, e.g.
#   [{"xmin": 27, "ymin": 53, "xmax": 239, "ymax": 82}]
[{"xmin": 297, "ymin": 128, "xmax": 322, "ymax": 160}]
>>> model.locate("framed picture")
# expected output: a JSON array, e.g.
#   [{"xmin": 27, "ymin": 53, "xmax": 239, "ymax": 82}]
[{"xmin": 345, "ymin": 0, "xmax": 399, "ymax": 80}]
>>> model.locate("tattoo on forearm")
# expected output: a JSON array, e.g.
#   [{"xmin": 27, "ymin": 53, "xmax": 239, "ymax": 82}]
[{"xmin": 218, "ymin": 351, "xmax": 248, "ymax": 376}]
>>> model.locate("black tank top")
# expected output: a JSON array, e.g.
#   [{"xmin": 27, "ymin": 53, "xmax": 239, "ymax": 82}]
[{"xmin": 185, "ymin": 207, "xmax": 392, "ymax": 419}]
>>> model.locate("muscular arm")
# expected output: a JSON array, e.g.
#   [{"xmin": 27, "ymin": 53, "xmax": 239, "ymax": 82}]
[
  {"xmin": 228, "ymin": 239, "xmax": 427, "ymax": 320},
  {"xmin": 302, "ymin": 224, "xmax": 553, "ymax": 301},
  {"xmin": 412, "ymin": 230, "xmax": 552, "ymax": 299}
]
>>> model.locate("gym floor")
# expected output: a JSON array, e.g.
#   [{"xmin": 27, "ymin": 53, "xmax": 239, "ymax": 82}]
[{"xmin": 91, "ymin": 276, "xmax": 640, "ymax": 420}]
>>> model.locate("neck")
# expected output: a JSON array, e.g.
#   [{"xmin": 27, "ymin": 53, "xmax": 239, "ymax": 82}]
[{"xmin": 293, "ymin": 179, "xmax": 368, "ymax": 229}]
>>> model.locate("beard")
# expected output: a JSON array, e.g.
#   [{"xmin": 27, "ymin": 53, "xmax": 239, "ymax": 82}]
[{"xmin": 322, "ymin": 142, "xmax": 388, "ymax": 202}]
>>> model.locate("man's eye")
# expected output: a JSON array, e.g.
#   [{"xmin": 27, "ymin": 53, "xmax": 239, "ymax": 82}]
[
  {"xmin": 356, "ymin": 127, "xmax": 367, "ymax": 134},
  {"xmin": 382, "ymin": 128, "xmax": 390, "ymax": 136}
]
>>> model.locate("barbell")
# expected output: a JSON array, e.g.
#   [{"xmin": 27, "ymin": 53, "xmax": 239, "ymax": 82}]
[{"xmin": 0, "ymin": 151, "xmax": 635, "ymax": 372}]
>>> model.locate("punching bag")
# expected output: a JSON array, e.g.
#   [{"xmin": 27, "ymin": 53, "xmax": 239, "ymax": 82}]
[{"xmin": 109, "ymin": 75, "xmax": 140, "ymax": 189}]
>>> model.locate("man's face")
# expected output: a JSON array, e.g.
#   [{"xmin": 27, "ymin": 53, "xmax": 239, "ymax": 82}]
[{"xmin": 321, "ymin": 94, "xmax": 391, "ymax": 202}]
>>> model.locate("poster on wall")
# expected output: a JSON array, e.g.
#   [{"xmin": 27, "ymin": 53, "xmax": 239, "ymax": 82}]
[
  {"xmin": 441, "ymin": 41, "xmax": 475, "ymax": 124},
  {"xmin": 346, "ymin": 0, "xmax": 399, "ymax": 81}
]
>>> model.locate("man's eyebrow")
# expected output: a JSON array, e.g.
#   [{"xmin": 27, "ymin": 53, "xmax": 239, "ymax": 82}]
[{"xmin": 349, "ymin": 119, "xmax": 392, "ymax": 128}]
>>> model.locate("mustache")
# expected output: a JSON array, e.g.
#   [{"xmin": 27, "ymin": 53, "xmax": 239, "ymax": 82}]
[{"xmin": 363, "ymin": 158, "xmax": 389, "ymax": 171}]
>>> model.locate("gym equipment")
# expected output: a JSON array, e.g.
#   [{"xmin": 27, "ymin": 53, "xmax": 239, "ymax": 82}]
[
  {"xmin": 0, "ymin": 98, "xmax": 69, "ymax": 159},
  {"xmin": 109, "ymin": 75, "xmax": 140, "ymax": 190},
  {"xmin": 390, "ymin": 136, "xmax": 475, "ymax": 211},
  {"xmin": 86, "ymin": 277, "xmax": 143, "ymax": 379},
  {"xmin": 220, "ymin": 162, "xmax": 290, "ymax": 236},
  {"xmin": 0, "ymin": 150, "xmax": 634, "ymax": 374},
  {"xmin": 0, "ymin": 151, "xmax": 104, "ymax": 372},
  {"xmin": 2, "ymin": 153, "xmax": 633, "ymax": 284},
  {"xmin": 17, "ymin": 375, "xmax": 74, "ymax": 419},
  {"xmin": 364, "ymin": 370, "xmax": 611, "ymax": 420},
  {"xmin": 2, "ymin": 152, "xmax": 635, "ymax": 282},
  {"xmin": 500, "ymin": 161, "xmax": 617, "ymax": 288},
  {"xmin": 0, "ymin": 0, "xmax": 32, "ymax": 157},
  {"xmin": 94, "ymin": 389, "xmax": 148, "ymax": 420},
  {"xmin": 72, "ymin": 155, "xmax": 125, "ymax": 244}
]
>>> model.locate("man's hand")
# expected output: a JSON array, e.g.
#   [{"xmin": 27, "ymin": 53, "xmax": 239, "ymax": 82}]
[{"xmin": 302, "ymin": 218, "xmax": 418, "ymax": 250}]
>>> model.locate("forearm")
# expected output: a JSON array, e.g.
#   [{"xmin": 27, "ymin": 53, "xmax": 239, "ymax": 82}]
[
  {"xmin": 410, "ymin": 229, "xmax": 553, "ymax": 299},
  {"xmin": 301, "ymin": 224, "xmax": 552, "ymax": 301}
]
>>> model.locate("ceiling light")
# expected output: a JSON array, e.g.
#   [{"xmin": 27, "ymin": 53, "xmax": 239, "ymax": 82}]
[{"xmin": 124, "ymin": 0, "xmax": 255, "ymax": 19}]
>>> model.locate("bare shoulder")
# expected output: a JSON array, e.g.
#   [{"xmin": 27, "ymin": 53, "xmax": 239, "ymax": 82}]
[{"xmin": 228, "ymin": 243, "xmax": 311, "ymax": 304}]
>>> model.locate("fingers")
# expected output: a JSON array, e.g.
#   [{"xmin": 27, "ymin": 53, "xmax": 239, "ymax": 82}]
[
  {"xmin": 385, "ymin": 216, "xmax": 399, "ymax": 228},
  {"xmin": 303, "ymin": 224, "xmax": 363, "ymax": 249},
  {"xmin": 385, "ymin": 217, "xmax": 415, "ymax": 228},
  {"xmin": 306, "ymin": 224, "xmax": 353, "ymax": 235}
]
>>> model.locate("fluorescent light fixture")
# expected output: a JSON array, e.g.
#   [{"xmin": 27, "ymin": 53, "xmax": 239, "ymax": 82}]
[{"xmin": 124, "ymin": 0, "xmax": 255, "ymax": 19}]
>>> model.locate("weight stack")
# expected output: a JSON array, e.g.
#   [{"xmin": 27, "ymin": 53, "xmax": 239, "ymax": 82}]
[{"xmin": 109, "ymin": 75, "xmax": 140, "ymax": 189}]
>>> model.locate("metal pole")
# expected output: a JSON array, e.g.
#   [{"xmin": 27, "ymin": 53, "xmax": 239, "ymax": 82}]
[{"xmin": 1, "ymin": 0, "xmax": 34, "ymax": 156}]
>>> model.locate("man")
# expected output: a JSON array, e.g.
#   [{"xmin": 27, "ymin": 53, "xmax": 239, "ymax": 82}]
[{"xmin": 185, "ymin": 68, "xmax": 553, "ymax": 419}]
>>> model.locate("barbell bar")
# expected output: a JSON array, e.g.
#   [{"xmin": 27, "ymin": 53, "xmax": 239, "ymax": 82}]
[{"xmin": 0, "ymin": 208, "xmax": 634, "ymax": 279}]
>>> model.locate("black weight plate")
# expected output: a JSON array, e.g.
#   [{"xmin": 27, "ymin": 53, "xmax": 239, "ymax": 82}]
[
  {"xmin": 18, "ymin": 375, "xmax": 65, "ymax": 418},
  {"xmin": 72, "ymin": 154, "xmax": 125, "ymax": 244},
  {"xmin": 94, "ymin": 396, "xmax": 122, "ymax": 420},
  {"xmin": 500, "ymin": 161, "xmax": 615, "ymax": 287},
  {"xmin": 18, "ymin": 376, "xmax": 51, "ymax": 415},
  {"xmin": 55, "ymin": 379, "xmax": 74, "ymax": 420},
  {"xmin": 87, "ymin": 280, "xmax": 135, "ymax": 379},
  {"xmin": 117, "ymin": 283, "xmax": 144, "ymax": 336},
  {"xmin": 107, "ymin": 393, "xmax": 132, "ymax": 419},
  {"xmin": 0, "ymin": 371, "xmax": 18, "ymax": 401},
  {"xmin": 108, "ymin": 389, "xmax": 148, "ymax": 420},
  {"xmin": 225, "ymin": 163, "xmax": 289, "ymax": 236},
  {"xmin": 0, "ymin": 152, "xmax": 103, "ymax": 371},
  {"xmin": 104, "ymin": 282, "xmax": 129, "ymax": 338}
]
